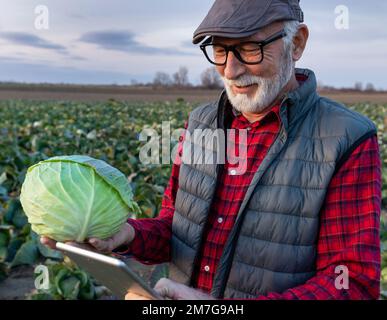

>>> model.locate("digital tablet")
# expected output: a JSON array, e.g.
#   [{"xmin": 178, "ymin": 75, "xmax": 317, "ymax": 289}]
[{"xmin": 55, "ymin": 242, "xmax": 164, "ymax": 300}]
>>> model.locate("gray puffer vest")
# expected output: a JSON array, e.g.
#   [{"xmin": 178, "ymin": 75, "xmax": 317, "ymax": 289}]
[{"xmin": 169, "ymin": 68, "xmax": 377, "ymax": 298}]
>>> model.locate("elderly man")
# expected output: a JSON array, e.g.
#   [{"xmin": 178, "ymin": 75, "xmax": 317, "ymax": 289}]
[{"xmin": 43, "ymin": 0, "xmax": 381, "ymax": 300}]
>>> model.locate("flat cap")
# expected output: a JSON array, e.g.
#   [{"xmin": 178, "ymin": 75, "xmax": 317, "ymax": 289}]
[{"xmin": 193, "ymin": 0, "xmax": 304, "ymax": 44}]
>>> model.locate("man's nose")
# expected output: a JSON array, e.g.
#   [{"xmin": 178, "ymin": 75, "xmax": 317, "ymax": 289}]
[{"xmin": 223, "ymin": 51, "xmax": 245, "ymax": 80}]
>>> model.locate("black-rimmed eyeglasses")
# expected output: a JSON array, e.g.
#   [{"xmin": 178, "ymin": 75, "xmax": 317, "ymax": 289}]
[{"xmin": 200, "ymin": 29, "xmax": 287, "ymax": 66}]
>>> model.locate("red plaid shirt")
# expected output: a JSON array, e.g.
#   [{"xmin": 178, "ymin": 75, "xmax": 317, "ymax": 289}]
[{"xmin": 117, "ymin": 93, "xmax": 381, "ymax": 300}]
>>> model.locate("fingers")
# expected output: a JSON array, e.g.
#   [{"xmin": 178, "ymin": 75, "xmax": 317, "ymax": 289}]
[
  {"xmin": 154, "ymin": 278, "xmax": 176, "ymax": 300},
  {"xmin": 87, "ymin": 223, "xmax": 135, "ymax": 253},
  {"xmin": 154, "ymin": 286, "xmax": 171, "ymax": 299},
  {"xmin": 153, "ymin": 278, "xmax": 214, "ymax": 300},
  {"xmin": 88, "ymin": 237, "xmax": 113, "ymax": 253},
  {"xmin": 40, "ymin": 236, "xmax": 57, "ymax": 250},
  {"xmin": 40, "ymin": 236, "xmax": 114, "ymax": 254},
  {"xmin": 39, "ymin": 223, "xmax": 135, "ymax": 253},
  {"xmin": 154, "ymin": 277, "xmax": 170, "ymax": 290}
]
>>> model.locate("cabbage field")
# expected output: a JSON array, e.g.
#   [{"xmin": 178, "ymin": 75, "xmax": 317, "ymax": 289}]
[{"xmin": 0, "ymin": 98, "xmax": 386, "ymax": 299}]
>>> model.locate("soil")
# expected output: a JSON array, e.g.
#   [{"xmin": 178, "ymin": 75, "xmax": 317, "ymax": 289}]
[
  {"xmin": 0, "ymin": 85, "xmax": 386, "ymax": 104},
  {"xmin": 0, "ymin": 266, "xmax": 35, "ymax": 300}
]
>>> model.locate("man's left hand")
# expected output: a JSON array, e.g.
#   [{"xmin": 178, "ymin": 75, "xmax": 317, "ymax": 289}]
[{"xmin": 154, "ymin": 278, "xmax": 215, "ymax": 300}]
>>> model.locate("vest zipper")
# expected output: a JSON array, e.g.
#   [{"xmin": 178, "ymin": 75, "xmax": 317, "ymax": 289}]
[{"xmin": 215, "ymin": 96, "xmax": 290, "ymax": 298}]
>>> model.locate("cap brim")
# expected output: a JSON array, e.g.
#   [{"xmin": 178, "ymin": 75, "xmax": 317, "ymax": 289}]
[{"xmin": 192, "ymin": 29, "xmax": 263, "ymax": 44}]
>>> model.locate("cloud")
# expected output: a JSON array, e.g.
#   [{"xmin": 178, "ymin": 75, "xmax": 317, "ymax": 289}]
[
  {"xmin": 70, "ymin": 55, "xmax": 87, "ymax": 61},
  {"xmin": 78, "ymin": 30, "xmax": 195, "ymax": 56},
  {"xmin": 0, "ymin": 60, "xmax": 152, "ymax": 84},
  {"xmin": 0, "ymin": 32, "xmax": 68, "ymax": 53}
]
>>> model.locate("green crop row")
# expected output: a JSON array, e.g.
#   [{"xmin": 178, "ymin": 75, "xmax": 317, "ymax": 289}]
[{"xmin": 0, "ymin": 99, "xmax": 386, "ymax": 299}]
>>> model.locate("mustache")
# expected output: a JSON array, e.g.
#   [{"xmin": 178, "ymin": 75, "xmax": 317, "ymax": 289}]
[{"xmin": 222, "ymin": 75, "xmax": 265, "ymax": 87}]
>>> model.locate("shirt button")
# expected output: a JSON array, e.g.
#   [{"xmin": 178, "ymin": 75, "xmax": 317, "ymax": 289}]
[
  {"xmin": 246, "ymin": 127, "xmax": 252, "ymax": 131},
  {"xmin": 217, "ymin": 217, "xmax": 223, "ymax": 224},
  {"xmin": 229, "ymin": 169, "xmax": 237, "ymax": 175},
  {"xmin": 204, "ymin": 265, "xmax": 210, "ymax": 272}
]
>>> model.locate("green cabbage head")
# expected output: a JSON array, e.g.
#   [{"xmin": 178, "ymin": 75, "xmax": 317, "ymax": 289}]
[{"xmin": 20, "ymin": 155, "xmax": 140, "ymax": 242}]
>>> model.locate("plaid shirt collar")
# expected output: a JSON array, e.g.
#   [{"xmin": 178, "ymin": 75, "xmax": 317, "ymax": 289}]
[{"xmin": 230, "ymin": 103, "xmax": 281, "ymax": 129}]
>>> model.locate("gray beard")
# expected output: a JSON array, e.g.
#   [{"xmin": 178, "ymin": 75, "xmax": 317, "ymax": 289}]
[{"xmin": 221, "ymin": 47, "xmax": 294, "ymax": 114}]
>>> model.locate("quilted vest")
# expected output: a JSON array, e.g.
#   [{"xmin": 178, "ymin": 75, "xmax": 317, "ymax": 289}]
[{"xmin": 169, "ymin": 68, "xmax": 377, "ymax": 298}]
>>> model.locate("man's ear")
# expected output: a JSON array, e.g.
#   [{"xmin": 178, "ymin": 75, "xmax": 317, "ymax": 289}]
[{"xmin": 292, "ymin": 24, "xmax": 309, "ymax": 62}]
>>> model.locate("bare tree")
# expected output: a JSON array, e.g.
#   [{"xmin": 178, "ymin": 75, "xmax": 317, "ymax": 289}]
[
  {"xmin": 354, "ymin": 82, "xmax": 363, "ymax": 91},
  {"xmin": 172, "ymin": 66, "xmax": 190, "ymax": 87},
  {"xmin": 365, "ymin": 82, "xmax": 375, "ymax": 92},
  {"xmin": 200, "ymin": 67, "xmax": 223, "ymax": 89},
  {"xmin": 153, "ymin": 72, "xmax": 172, "ymax": 87}
]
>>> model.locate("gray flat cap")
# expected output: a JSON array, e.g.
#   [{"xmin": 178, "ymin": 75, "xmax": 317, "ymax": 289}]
[{"xmin": 193, "ymin": 0, "xmax": 304, "ymax": 44}]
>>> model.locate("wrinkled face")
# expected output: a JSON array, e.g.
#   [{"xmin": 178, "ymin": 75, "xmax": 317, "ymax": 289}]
[{"xmin": 214, "ymin": 22, "xmax": 294, "ymax": 114}]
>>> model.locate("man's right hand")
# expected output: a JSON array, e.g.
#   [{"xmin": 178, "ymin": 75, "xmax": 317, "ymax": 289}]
[{"xmin": 40, "ymin": 222, "xmax": 136, "ymax": 253}]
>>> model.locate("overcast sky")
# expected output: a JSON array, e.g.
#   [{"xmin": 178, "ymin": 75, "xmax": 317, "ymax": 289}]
[{"xmin": 0, "ymin": 0, "xmax": 386, "ymax": 88}]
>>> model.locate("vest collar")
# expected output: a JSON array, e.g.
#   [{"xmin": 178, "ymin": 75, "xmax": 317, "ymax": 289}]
[{"xmin": 284, "ymin": 68, "xmax": 319, "ymax": 129}]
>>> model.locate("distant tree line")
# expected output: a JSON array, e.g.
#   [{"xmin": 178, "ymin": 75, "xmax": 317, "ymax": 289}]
[
  {"xmin": 152, "ymin": 69, "xmax": 383, "ymax": 92},
  {"xmin": 353, "ymin": 82, "xmax": 377, "ymax": 92},
  {"xmin": 152, "ymin": 66, "xmax": 223, "ymax": 89},
  {"xmin": 317, "ymin": 80, "xmax": 382, "ymax": 93}
]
